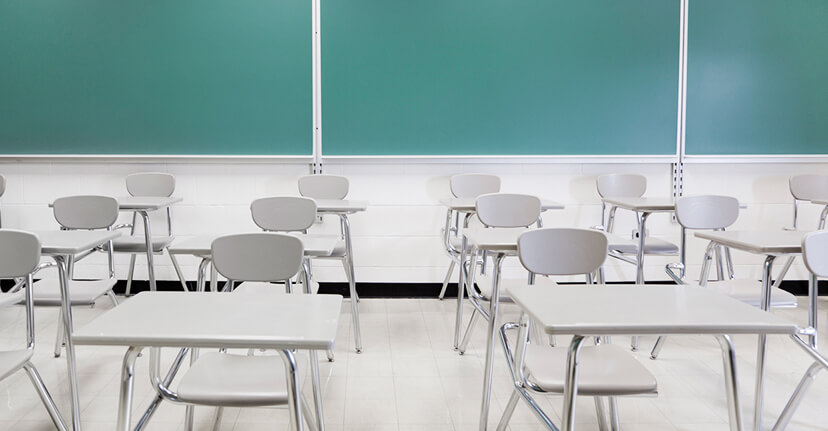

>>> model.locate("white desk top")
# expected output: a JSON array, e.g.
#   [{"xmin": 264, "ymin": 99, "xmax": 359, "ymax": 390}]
[
  {"xmin": 507, "ymin": 284, "xmax": 798, "ymax": 336},
  {"xmin": 168, "ymin": 234, "xmax": 340, "ymax": 257},
  {"xmin": 602, "ymin": 197, "xmax": 675, "ymax": 212},
  {"xmin": 73, "ymin": 292, "xmax": 342, "ymax": 350},
  {"xmin": 463, "ymin": 228, "xmax": 532, "ymax": 252},
  {"xmin": 117, "ymin": 196, "xmax": 183, "ymax": 211},
  {"xmin": 439, "ymin": 198, "xmax": 565, "ymax": 212},
  {"xmin": 35, "ymin": 230, "xmax": 122, "ymax": 255},
  {"xmin": 313, "ymin": 199, "xmax": 368, "ymax": 214},
  {"xmin": 695, "ymin": 230, "xmax": 806, "ymax": 255}
]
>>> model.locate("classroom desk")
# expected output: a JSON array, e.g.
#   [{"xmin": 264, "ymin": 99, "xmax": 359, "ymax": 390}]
[
  {"xmin": 74, "ymin": 291, "xmax": 342, "ymax": 431},
  {"xmin": 37, "ymin": 230, "xmax": 122, "ymax": 431},
  {"xmin": 459, "ymin": 227, "xmax": 533, "ymax": 431},
  {"xmin": 600, "ymin": 197, "xmax": 675, "ymax": 284},
  {"xmin": 505, "ymin": 284, "xmax": 799, "ymax": 431},
  {"xmin": 312, "ymin": 199, "xmax": 367, "ymax": 353},
  {"xmin": 168, "ymin": 234, "xmax": 340, "ymax": 292},
  {"xmin": 694, "ymin": 229, "xmax": 807, "ymax": 431},
  {"xmin": 440, "ymin": 197, "xmax": 564, "ymax": 330},
  {"xmin": 117, "ymin": 196, "xmax": 183, "ymax": 292}
]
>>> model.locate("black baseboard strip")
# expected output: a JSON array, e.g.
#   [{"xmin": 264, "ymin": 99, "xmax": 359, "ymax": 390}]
[{"xmin": 3, "ymin": 279, "xmax": 827, "ymax": 298}]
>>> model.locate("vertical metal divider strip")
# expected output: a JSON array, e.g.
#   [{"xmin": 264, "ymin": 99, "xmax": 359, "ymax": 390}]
[
  {"xmin": 674, "ymin": 0, "xmax": 689, "ymax": 202},
  {"xmin": 312, "ymin": 0, "xmax": 323, "ymax": 173}
]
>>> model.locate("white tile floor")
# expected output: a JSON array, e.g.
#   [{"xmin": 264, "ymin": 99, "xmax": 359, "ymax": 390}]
[{"xmin": 1, "ymin": 295, "xmax": 828, "ymax": 430}]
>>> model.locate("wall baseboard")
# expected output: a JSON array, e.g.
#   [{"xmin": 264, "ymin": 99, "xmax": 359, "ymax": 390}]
[{"xmin": 4, "ymin": 279, "xmax": 825, "ymax": 298}]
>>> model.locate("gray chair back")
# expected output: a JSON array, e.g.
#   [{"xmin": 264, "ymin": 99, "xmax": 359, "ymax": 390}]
[
  {"xmin": 250, "ymin": 197, "xmax": 317, "ymax": 232},
  {"xmin": 211, "ymin": 233, "xmax": 304, "ymax": 282},
  {"xmin": 450, "ymin": 174, "xmax": 501, "ymax": 199},
  {"xmin": 675, "ymin": 195, "xmax": 739, "ymax": 230},
  {"xmin": 298, "ymin": 175, "xmax": 349, "ymax": 200},
  {"xmin": 518, "ymin": 228, "xmax": 608, "ymax": 276},
  {"xmin": 596, "ymin": 174, "xmax": 646, "ymax": 198},
  {"xmin": 0, "ymin": 175, "xmax": 5, "ymax": 197},
  {"xmin": 476, "ymin": 193, "xmax": 540, "ymax": 228},
  {"xmin": 803, "ymin": 231, "xmax": 828, "ymax": 278},
  {"xmin": 52, "ymin": 196, "xmax": 119, "ymax": 230},
  {"xmin": 790, "ymin": 175, "xmax": 828, "ymax": 201},
  {"xmin": 0, "ymin": 229, "xmax": 41, "ymax": 278},
  {"xmin": 126, "ymin": 172, "xmax": 175, "ymax": 197}
]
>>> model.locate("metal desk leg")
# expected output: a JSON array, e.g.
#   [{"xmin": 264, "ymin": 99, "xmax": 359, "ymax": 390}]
[
  {"xmin": 117, "ymin": 347, "xmax": 143, "ymax": 431},
  {"xmin": 819, "ymin": 205, "xmax": 828, "ymax": 230},
  {"xmin": 716, "ymin": 335, "xmax": 743, "ymax": 431},
  {"xmin": 754, "ymin": 255, "xmax": 776, "ymax": 431},
  {"xmin": 631, "ymin": 212, "xmax": 651, "ymax": 351},
  {"xmin": 54, "ymin": 255, "xmax": 82, "ymax": 431},
  {"xmin": 772, "ymin": 362, "xmax": 823, "ymax": 431},
  {"xmin": 454, "ymin": 236, "xmax": 469, "ymax": 350},
  {"xmin": 133, "ymin": 347, "xmax": 189, "ymax": 431},
  {"xmin": 310, "ymin": 350, "xmax": 325, "ymax": 431},
  {"xmin": 280, "ymin": 350, "xmax": 304, "ymax": 431},
  {"xmin": 561, "ymin": 335, "xmax": 587, "ymax": 431},
  {"xmin": 138, "ymin": 211, "xmax": 157, "ymax": 292},
  {"xmin": 808, "ymin": 273, "xmax": 819, "ymax": 349},
  {"xmin": 340, "ymin": 214, "xmax": 362, "ymax": 353},
  {"xmin": 479, "ymin": 253, "xmax": 505, "ymax": 431}
]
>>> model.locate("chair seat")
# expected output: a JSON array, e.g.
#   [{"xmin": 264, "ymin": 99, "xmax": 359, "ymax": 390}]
[
  {"xmin": 32, "ymin": 278, "xmax": 116, "ymax": 306},
  {"xmin": 474, "ymin": 273, "xmax": 557, "ymax": 301},
  {"xmin": 524, "ymin": 344, "xmax": 658, "ymax": 396},
  {"xmin": 449, "ymin": 236, "xmax": 475, "ymax": 252},
  {"xmin": 0, "ymin": 349, "xmax": 34, "ymax": 381},
  {"xmin": 0, "ymin": 291, "xmax": 24, "ymax": 308},
  {"xmin": 106, "ymin": 236, "xmax": 174, "ymax": 253},
  {"xmin": 328, "ymin": 240, "xmax": 347, "ymax": 257},
  {"xmin": 177, "ymin": 352, "xmax": 305, "ymax": 407},
  {"xmin": 702, "ymin": 279, "xmax": 798, "ymax": 308},
  {"xmin": 605, "ymin": 233, "xmax": 679, "ymax": 255}
]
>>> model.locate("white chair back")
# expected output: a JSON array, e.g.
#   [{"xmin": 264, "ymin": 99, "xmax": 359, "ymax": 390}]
[
  {"xmin": 52, "ymin": 195, "xmax": 119, "ymax": 230},
  {"xmin": 675, "ymin": 195, "xmax": 739, "ymax": 230},
  {"xmin": 476, "ymin": 193, "xmax": 541, "ymax": 228},
  {"xmin": 803, "ymin": 231, "xmax": 828, "ymax": 278},
  {"xmin": 596, "ymin": 174, "xmax": 646, "ymax": 198},
  {"xmin": 0, "ymin": 174, "xmax": 5, "ymax": 197},
  {"xmin": 518, "ymin": 228, "xmax": 608, "ymax": 276},
  {"xmin": 450, "ymin": 174, "xmax": 501, "ymax": 199},
  {"xmin": 298, "ymin": 175, "xmax": 349, "ymax": 200},
  {"xmin": 790, "ymin": 175, "xmax": 828, "ymax": 201},
  {"xmin": 250, "ymin": 197, "xmax": 317, "ymax": 232},
  {"xmin": 0, "ymin": 229, "xmax": 41, "ymax": 278},
  {"xmin": 126, "ymin": 172, "xmax": 175, "ymax": 197},
  {"xmin": 211, "ymin": 233, "xmax": 304, "ymax": 282}
]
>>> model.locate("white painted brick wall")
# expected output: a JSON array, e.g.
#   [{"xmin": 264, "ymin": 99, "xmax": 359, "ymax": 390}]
[{"xmin": 0, "ymin": 160, "xmax": 824, "ymax": 289}]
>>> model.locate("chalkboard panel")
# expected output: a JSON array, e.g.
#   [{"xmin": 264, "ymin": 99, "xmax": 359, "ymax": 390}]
[
  {"xmin": 686, "ymin": 0, "xmax": 828, "ymax": 155},
  {"xmin": 0, "ymin": 0, "xmax": 312, "ymax": 155},
  {"xmin": 322, "ymin": 0, "xmax": 679, "ymax": 156}
]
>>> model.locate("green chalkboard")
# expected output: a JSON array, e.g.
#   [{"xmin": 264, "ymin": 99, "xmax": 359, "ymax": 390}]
[
  {"xmin": 0, "ymin": 0, "xmax": 311, "ymax": 155},
  {"xmin": 322, "ymin": 0, "xmax": 679, "ymax": 156},
  {"xmin": 686, "ymin": 0, "xmax": 828, "ymax": 155}
]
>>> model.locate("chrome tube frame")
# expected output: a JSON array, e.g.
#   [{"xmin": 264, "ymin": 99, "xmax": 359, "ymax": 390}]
[
  {"xmin": 753, "ymin": 254, "xmax": 776, "ymax": 431},
  {"xmin": 478, "ymin": 252, "xmax": 505, "ymax": 431},
  {"xmin": 53, "ymin": 254, "xmax": 82, "ymax": 431},
  {"xmin": 716, "ymin": 335, "xmax": 744, "ymax": 431},
  {"xmin": 561, "ymin": 335, "xmax": 587, "ymax": 431},
  {"xmin": 117, "ymin": 346, "xmax": 144, "ymax": 431}
]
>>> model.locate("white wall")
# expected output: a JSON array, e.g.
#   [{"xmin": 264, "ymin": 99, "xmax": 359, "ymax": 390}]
[{"xmin": 0, "ymin": 160, "xmax": 824, "ymax": 289}]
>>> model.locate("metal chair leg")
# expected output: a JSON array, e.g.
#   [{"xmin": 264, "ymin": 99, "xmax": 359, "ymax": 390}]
[
  {"xmin": 594, "ymin": 397, "xmax": 610, "ymax": 431},
  {"xmin": 609, "ymin": 397, "xmax": 620, "ymax": 431},
  {"xmin": 210, "ymin": 407, "xmax": 223, "ymax": 431},
  {"xmin": 125, "ymin": 254, "xmax": 137, "ymax": 296},
  {"xmin": 495, "ymin": 389, "xmax": 520, "ymax": 431},
  {"xmin": 169, "ymin": 252, "xmax": 190, "ymax": 291},
  {"xmin": 651, "ymin": 336, "xmax": 667, "ymax": 360},
  {"xmin": 53, "ymin": 314, "xmax": 64, "ymax": 358},
  {"xmin": 106, "ymin": 290, "xmax": 120, "ymax": 307},
  {"xmin": 458, "ymin": 308, "xmax": 480, "ymax": 354},
  {"xmin": 23, "ymin": 363, "xmax": 68, "ymax": 431},
  {"xmin": 438, "ymin": 260, "xmax": 456, "ymax": 300}
]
